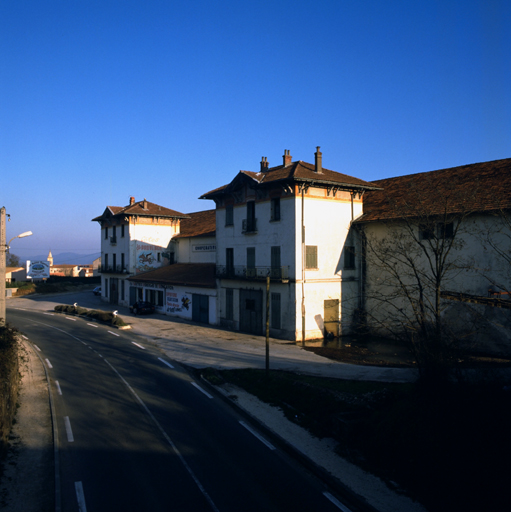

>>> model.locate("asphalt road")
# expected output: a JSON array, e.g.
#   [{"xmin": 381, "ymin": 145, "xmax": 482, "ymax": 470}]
[{"xmin": 7, "ymin": 308, "xmax": 351, "ymax": 512}]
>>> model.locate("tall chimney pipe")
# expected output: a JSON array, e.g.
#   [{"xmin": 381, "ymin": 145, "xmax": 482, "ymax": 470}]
[
  {"xmin": 260, "ymin": 157, "xmax": 269, "ymax": 172},
  {"xmin": 283, "ymin": 149, "xmax": 292, "ymax": 166},
  {"xmin": 130, "ymin": 196, "xmax": 135, "ymax": 205},
  {"xmin": 315, "ymin": 146, "xmax": 322, "ymax": 174}
]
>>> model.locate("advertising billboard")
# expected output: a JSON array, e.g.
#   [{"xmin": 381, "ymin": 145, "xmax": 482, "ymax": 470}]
[{"xmin": 26, "ymin": 260, "xmax": 50, "ymax": 279}]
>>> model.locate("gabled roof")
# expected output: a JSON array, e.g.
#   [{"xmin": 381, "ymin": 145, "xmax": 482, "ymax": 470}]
[
  {"xmin": 92, "ymin": 199, "xmax": 188, "ymax": 222},
  {"xmin": 359, "ymin": 157, "xmax": 511, "ymax": 223},
  {"xmin": 173, "ymin": 210, "xmax": 216, "ymax": 239},
  {"xmin": 200, "ymin": 160, "xmax": 380, "ymax": 199},
  {"xmin": 127, "ymin": 263, "xmax": 216, "ymax": 288}
]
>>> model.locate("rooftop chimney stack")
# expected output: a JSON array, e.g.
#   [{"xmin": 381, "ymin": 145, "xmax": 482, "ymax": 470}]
[
  {"xmin": 283, "ymin": 149, "xmax": 292, "ymax": 166},
  {"xmin": 315, "ymin": 146, "xmax": 322, "ymax": 174},
  {"xmin": 260, "ymin": 156, "xmax": 269, "ymax": 172},
  {"xmin": 143, "ymin": 198, "xmax": 148, "ymax": 209},
  {"xmin": 130, "ymin": 196, "xmax": 135, "ymax": 205}
]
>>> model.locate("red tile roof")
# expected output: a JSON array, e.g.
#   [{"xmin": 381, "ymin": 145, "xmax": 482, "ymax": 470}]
[
  {"xmin": 127, "ymin": 263, "xmax": 216, "ymax": 288},
  {"xmin": 359, "ymin": 158, "xmax": 511, "ymax": 222},
  {"xmin": 200, "ymin": 160, "xmax": 380, "ymax": 199},
  {"xmin": 174, "ymin": 210, "xmax": 216, "ymax": 238},
  {"xmin": 92, "ymin": 199, "xmax": 188, "ymax": 222}
]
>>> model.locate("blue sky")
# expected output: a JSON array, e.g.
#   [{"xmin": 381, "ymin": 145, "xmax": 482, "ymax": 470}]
[{"xmin": 2, "ymin": 0, "xmax": 510, "ymax": 262}]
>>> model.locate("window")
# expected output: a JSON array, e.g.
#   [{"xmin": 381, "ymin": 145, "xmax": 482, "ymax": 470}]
[
  {"xmin": 157, "ymin": 252, "xmax": 161, "ymax": 262},
  {"xmin": 271, "ymin": 246, "xmax": 281, "ymax": 278},
  {"xmin": 419, "ymin": 224, "xmax": 435, "ymax": 240},
  {"xmin": 121, "ymin": 253, "xmax": 125, "ymax": 270},
  {"xmin": 344, "ymin": 246, "xmax": 356, "ymax": 269},
  {"xmin": 226, "ymin": 288, "xmax": 234, "ymax": 321},
  {"xmin": 226, "ymin": 248, "xmax": 234, "ymax": 276},
  {"xmin": 121, "ymin": 224, "xmax": 125, "ymax": 237},
  {"xmin": 244, "ymin": 201, "xmax": 256, "ymax": 232},
  {"xmin": 420, "ymin": 222, "xmax": 454, "ymax": 240},
  {"xmin": 437, "ymin": 222, "xmax": 454, "ymax": 239},
  {"xmin": 271, "ymin": 197, "xmax": 281, "ymax": 221},
  {"xmin": 247, "ymin": 247, "xmax": 256, "ymax": 276},
  {"xmin": 271, "ymin": 293, "xmax": 281, "ymax": 329},
  {"xmin": 104, "ymin": 227, "xmax": 108, "ymax": 239},
  {"xmin": 225, "ymin": 204, "xmax": 234, "ymax": 226},
  {"xmin": 112, "ymin": 253, "xmax": 117, "ymax": 271},
  {"xmin": 104, "ymin": 253, "xmax": 109, "ymax": 270},
  {"xmin": 306, "ymin": 246, "xmax": 318, "ymax": 269}
]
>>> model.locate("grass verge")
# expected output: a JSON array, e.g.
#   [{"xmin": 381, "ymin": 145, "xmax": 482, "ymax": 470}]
[{"xmin": 201, "ymin": 368, "xmax": 511, "ymax": 512}]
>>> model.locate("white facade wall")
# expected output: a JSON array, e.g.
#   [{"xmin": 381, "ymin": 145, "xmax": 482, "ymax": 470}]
[
  {"xmin": 101, "ymin": 219, "xmax": 180, "ymax": 307},
  {"xmin": 293, "ymin": 190, "xmax": 363, "ymax": 340},
  {"xmin": 177, "ymin": 236, "xmax": 216, "ymax": 263}
]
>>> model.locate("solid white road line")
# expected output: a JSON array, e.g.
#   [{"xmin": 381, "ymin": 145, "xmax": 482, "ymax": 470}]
[
  {"xmin": 65, "ymin": 317, "xmax": 77, "ymax": 321},
  {"xmin": 158, "ymin": 357, "xmax": 174, "ymax": 369},
  {"xmin": 55, "ymin": 381, "xmax": 62, "ymax": 395},
  {"xmin": 86, "ymin": 323, "xmax": 98, "ymax": 328},
  {"xmin": 33, "ymin": 344, "xmax": 41, "ymax": 352},
  {"xmin": 108, "ymin": 331, "xmax": 120, "ymax": 336},
  {"xmin": 64, "ymin": 417, "xmax": 74, "ymax": 442},
  {"xmin": 131, "ymin": 342, "xmax": 145, "ymax": 349},
  {"xmin": 323, "ymin": 492, "xmax": 353, "ymax": 511},
  {"xmin": 75, "ymin": 481, "xmax": 87, "ymax": 512},
  {"xmin": 43, "ymin": 312, "xmax": 54, "ymax": 315},
  {"xmin": 45, "ymin": 359, "xmax": 53, "ymax": 368},
  {"xmin": 191, "ymin": 382, "xmax": 213, "ymax": 399},
  {"xmin": 239, "ymin": 421, "xmax": 275, "ymax": 450}
]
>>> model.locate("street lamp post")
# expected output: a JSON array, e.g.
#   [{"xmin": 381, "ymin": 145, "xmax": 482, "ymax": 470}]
[{"xmin": 0, "ymin": 206, "xmax": 33, "ymax": 327}]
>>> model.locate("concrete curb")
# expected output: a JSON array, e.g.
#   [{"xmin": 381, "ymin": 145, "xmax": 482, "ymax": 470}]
[{"xmin": 197, "ymin": 370, "xmax": 379, "ymax": 512}]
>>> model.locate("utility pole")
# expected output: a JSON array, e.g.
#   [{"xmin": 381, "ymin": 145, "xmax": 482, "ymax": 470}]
[{"xmin": 0, "ymin": 207, "xmax": 6, "ymax": 327}]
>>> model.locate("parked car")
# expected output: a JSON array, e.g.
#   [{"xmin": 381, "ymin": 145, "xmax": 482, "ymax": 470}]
[
  {"xmin": 93, "ymin": 286, "xmax": 101, "ymax": 296},
  {"xmin": 130, "ymin": 301, "xmax": 155, "ymax": 315}
]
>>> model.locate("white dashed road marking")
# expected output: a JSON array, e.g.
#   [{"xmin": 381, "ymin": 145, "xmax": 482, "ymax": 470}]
[
  {"xmin": 75, "ymin": 481, "xmax": 87, "ymax": 512},
  {"xmin": 191, "ymin": 382, "xmax": 213, "ymax": 399},
  {"xmin": 158, "ymin": 357, "xmax": 174, "ymax": 369},
  {"xmin": 131, "ymin": 342, "xmax": 145, "ymax": 349},
  {"xmin": 45, "ymin": 359, "xmax": 53, "ymax": 368},
  {"xmin": 64, "ymin": 417, "xmax": 74, "ymax": 442}
]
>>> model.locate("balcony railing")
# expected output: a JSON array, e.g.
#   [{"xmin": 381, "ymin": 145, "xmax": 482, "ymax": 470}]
[
  {"xmin": 216, "ymin": 265, "xmax": 289, "ymax": 282},
  {"xmin": 110, "ymin": 236, "xmax": 117, "ymax": 245},
  {"xmin": 99, "ymin": 265, "xmax": 128, "ymax": 274},
  {"xmin": 242, "ymin": 218, "xmax": 257, "ymax": 233}
]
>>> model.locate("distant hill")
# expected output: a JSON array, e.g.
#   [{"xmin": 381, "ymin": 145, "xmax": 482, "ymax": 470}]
[{"xmin": 28, "ymin": 252, "xmax": 101, "ymax": 265}]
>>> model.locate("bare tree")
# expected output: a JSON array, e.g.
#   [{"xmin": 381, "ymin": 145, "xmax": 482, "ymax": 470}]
[
  {"xmin": 6, "ymin": 253, "xmax": 21, "ymax": 267},
  {"xmin": 359, "ymin": 173, "xmax": 478, "ymax": 383}
]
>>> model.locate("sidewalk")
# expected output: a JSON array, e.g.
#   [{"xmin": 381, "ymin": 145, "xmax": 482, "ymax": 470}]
[{"xmin": 9, "ymin": 293, "xmax": 419, "ymax": 383}]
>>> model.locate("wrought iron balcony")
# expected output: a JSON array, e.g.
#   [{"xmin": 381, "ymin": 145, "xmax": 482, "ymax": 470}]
[{"xmin": 216, "ymin": 265, "xmax": 289, "ymax": 282}]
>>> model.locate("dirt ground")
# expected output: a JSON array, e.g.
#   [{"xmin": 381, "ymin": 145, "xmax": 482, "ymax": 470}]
[{"xmin": 304, "ymin": 337, "xmax": 511, "ymax": 368}]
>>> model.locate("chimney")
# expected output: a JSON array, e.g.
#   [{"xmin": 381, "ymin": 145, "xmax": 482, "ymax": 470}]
[
  {"xmin": 260, "ymin": 157, "xmax": 269, "ymax": 172},
  {"xmin": 130, "ymin": 196, "xmax": 135, "ymax": 205},
  {"xmin": 143, "ymin": 198, "xmax": 148, "ymax": 209},
  {"xmin": 283, "ymin": 149, "xmax": 292, "ymax": 166},
  {"xmin": 315, "ymin": 146, "xmax": 322, "ymax": 174}
]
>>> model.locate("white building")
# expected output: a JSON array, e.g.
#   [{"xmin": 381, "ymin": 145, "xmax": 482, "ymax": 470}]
[
  {"xmin": 92, "ymin": 197, "xmax": 189, "ymax": 307},
  {"xmin": 200, "ymin": 148, "xmax": 380, "ymax": 341}
]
